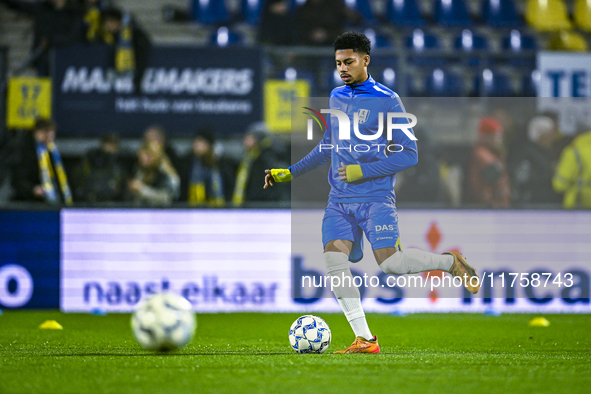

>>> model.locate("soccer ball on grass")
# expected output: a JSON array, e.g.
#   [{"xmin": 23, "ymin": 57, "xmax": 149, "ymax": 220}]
[
  {"xmin": 289, "ymin": 315, "xmax": 331, "ymax": 354},
  {"xmin": 131, "ymin": 292, "xmax": 196, "ymax": 351}
]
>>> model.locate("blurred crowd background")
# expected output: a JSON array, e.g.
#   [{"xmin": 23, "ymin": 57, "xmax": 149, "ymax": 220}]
[{"xmin": 0, "ymin": 0, "xmax": 590, "ymax": 209}]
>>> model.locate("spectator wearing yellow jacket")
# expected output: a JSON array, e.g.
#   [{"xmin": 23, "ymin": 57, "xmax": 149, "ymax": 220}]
[{"xmin": 553, "ymin": 131, "xmax": 591, "ymax": 208}]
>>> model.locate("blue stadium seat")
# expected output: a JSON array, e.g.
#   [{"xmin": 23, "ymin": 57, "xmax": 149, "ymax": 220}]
[
  {"xmin": 424, "ymin": 68, "xmax": 465, "ymax": 96},
  {"xmin": 345, "ymin": 0, "xmax": 375, "ymax": 24},
  {"xmin": 501, "ymin": 29, "xmax": 537, "ymax": 51},
  {"xmin": 521, "ymin": 70, "xmax": 540, "ymax": 96},
  {"xmin": 453, "ymin": 29, "xmax": 488, "ymax": 67},
  {"xmin": 472, "ymin": 68, "xmax": 514, "ymax": 96},
  {"xmin": 191, "ymin": 0, "xmax": 229, "ymax": 24},
  {"xmin": 210, "ymin": 26, "xmax": 243, "ymax": 47},
  {"xmin": 482, "ymin": 0, "xmax": 522, "ymax": 26},
  {"xmin": 501, "ymin": 30, "xmax": 537, "ymax": 67},
  {"xmin": 434, "ymin": 0, "xmax": 472, "ymax": 27},
  {"xmin": 276, "ymin": 67, "xmax": 317, "ymax": 93},
  {"xmin": 406, "ymin": 29, "xmax": 440, "ymax": 50},
  {"xmin": 406, "ymin": 29, "xmax": 444, "ymax": 66},
  {"xmin": 378, "ymin": 67, "xmax": 398, "ymax": 90},
  {"xmin": 328, "ymin": 69, "xmax": 344, "ymax": 89},
  {"xmin": 453, "ymin": 29, "xmax": 488, "ymax": 50},
  {"xmin": 369, "ymin": 57, "xmax": 400, "ymax": 89},
  {"xmin": 386, "ymin": 0, "xmax": 426, "ymax": 27},
  {"xmin": 241, "ymin": 0, "xmax": 264, "ymax": 25},
  {"xmin": 364, "ymin": 28, "xmax": 391, "ymax": 48}
]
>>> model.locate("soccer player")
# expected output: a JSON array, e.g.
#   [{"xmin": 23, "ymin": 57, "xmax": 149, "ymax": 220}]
[{"xmin": 264, "ymin": 31, "xmax": 480, "ymax": 354}]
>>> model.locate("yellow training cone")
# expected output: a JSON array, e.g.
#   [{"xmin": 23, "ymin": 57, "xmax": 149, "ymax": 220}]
[
  {"xmin": 39, "ymin": 320, "xmax": 63, "ymax": 330},
  {"xmin": 528, "ymin": 317, "xmax": 550, "ymax": 327}
]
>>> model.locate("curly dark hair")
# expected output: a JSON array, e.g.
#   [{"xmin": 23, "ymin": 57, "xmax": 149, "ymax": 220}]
[{"xmin": 333, "ymin": 31, "xmax": 371, "ymax": 56}]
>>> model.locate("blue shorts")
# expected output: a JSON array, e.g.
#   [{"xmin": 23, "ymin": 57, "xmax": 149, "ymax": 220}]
[{"xmin": 322, "ymin": 201, "xmax": 401, "ymax": 263}]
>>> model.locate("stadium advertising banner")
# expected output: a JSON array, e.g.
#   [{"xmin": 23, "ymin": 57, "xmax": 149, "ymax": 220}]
[
  {"xmin": 537, "ymin": 52, "xmax": 591, "ymax": 134},
  {"xmin": 0, "ymin": 211, "xmax": 60, "ymax": 309},
  {"xmin": 52, "ymin": 44, "xmax": 262, "ymax": 137},
  {"xmin": 60, "ymin": 209, "xmax": 591, "ymax": 314}
]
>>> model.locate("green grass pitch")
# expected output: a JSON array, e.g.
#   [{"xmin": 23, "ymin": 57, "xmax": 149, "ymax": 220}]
[{"xmin": 0, "ymin": 311, "xmax": 590, "ymax": 394}]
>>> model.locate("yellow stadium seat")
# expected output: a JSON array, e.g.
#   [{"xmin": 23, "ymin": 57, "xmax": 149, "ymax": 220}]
[
  {"xmin": 526, "ymin": 0, "xmax": 572, "ymax": 31},
  {"xmin": 574, "ymin": 0, "xmax": 591, "ymax": 31},
  {"xmin": 548, "ymin": 30, "xmax": 590, "ymax": 51}
]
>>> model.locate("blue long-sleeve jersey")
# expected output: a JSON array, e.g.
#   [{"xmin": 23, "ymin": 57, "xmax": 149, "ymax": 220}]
[{"xmin": 290, "ymin": 75, "xmax": 418, "ymax": 204}]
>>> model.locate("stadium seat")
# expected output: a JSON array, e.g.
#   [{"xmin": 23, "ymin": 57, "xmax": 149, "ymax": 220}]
[
  {"xmin": 481, "ymin": 0, "xmax": 522, "ymax": 27},
  {"xmin": 501, "ymin": 30, "xmax": 537, "ymax": 67},
  {"xmin": 379, "ymin": 67, "xmax": 398, "ymax": 89},
  {"xmin": 209, "ymin": 26, "xmax": 243, "ymax": 47},
  {"xmin": 363, "ymin": 28, "xmax": 391, "ymax": 48},
  {"xmin": 472, "ymin": 68, "xmax": 514, "ymax": 96},
  {"xmin": 521, "ymin": 70, "xmax": 541, "ymax": 96},
  {"xmin": 386, "ymin": 0, "xmax": 426, "ymax": 27},
  {"xmin": 406, "ymin": 29, "xmax": 440, "ymax": 50},
  {"xmin": 574, "ymin": 0, "xmax": 591, "ymax": 32},
  {"xmin": 525, "ymin": 0, "xmax": 571, "ymax": 31},
  {"xmin": 278, "ymin": 67, "xmax": 314, "ymax": 82},
  {"xmin": 501, "ymin": 29, "xmax": 537, "ymax": 51},
  {"xmin": 548, "ymin": 30, "xmax": 590, "ymax": 51},
  {"xmin": 406, "ymin": 29, "xmax": 444, "ymax": 67},
  {"xmin": 424, "ymin": 68, "xmax": 465, "ymax": 96},
  {"xmin": 191, "ymin": 0, "xmax": 229, "ymax": 24},
  {"xmin": 434, "ymin": 0, "xmax": 472, "ymax": 27},
  {"xmin": 345, "ymin": 0, "xmax": 375, "ymax": 24},
  {"xmin": 241, "ymin": 0, "xmax": 264, "ymax": 25},
  {"xmin": 453, "ymin": 29, "xmax": 488, "ymax": 51},
  {"xmin": 363, "ymin": 64, "xmax": 415, "ymax": 96},
  {"xmin": 277, "ymin": 66, "xmax": 317, "ymax": 94},
  {"xmin": 328, "ymin": 69, "xmax": 344, "ymax": 89},
  {"xmin": 453, "ymin": 30, "xmax": 488, "ymax": 67}
]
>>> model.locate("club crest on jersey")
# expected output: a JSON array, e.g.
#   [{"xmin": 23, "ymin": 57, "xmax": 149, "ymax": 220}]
[{"xmin": 357, "ymin": 109, "xmax": 370, "ymax": 124}]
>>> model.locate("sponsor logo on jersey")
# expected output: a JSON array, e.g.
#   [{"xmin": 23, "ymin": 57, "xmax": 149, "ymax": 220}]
[{"xmin": 375, "ymin": 224, "xmax": 395, "ymax": 232}]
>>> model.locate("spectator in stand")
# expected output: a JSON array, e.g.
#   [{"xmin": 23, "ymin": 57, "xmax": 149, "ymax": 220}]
[
  {"xmin": 468, "ymin": 117, "xmax": 511, "ymax": 208},
  {"xmin": 553, "ymin": 130, "xmax": 591, "ymax": 209},
  {"xmin": 10, "ymin": 118, "xmax": 73, "ymax": 205},
  {"xmin": 293, "ymin": 0, "xmax": 357, "ymax": 46},
  {"xmin": 229, "ymin": 123, "xmax": 285, "ymax": 206},
  {"xmin": 180, "ymin": 128, "xmax": 225, "ymax": 207},
  {"xmin": 96, "ymin": 7, "xmax": 151, "ymax": 91},
  {"xmin": 258, "ymin": 0, "xmax": 293, "ymax": 45},
  {"xmin": 78, "ymin": 0, "xmax": 111, "ymax": 41},
  {"xmin": 127, "ymin": 142, "xmax": 180, "ymax": 206},
  {"xmin": 0, "ymin": 0, "xmax": 83, "ymax": 75},
  {"xmin": 512, "ymin": 116, "xmax": 561, "ymax": 205},
  {"xmin": 143, "ymin": 125, "xmax": 180, "ymax": 171},
  {"xmin": 72, "ymin": 133, "xmax": 127, "ymax": 202},
  {"xmin": 394, "ymin": 127, "xmax": 443, "ymax": 203}
]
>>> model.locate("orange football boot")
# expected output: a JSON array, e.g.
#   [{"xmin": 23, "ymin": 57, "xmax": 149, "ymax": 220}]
[
  {"xmin": 443, "ymin": 250, "xmax": 480, "ymax": 294},
  {"xmin": 333, "ymin": 335, "xmax": 380, "ymax": 354}
]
